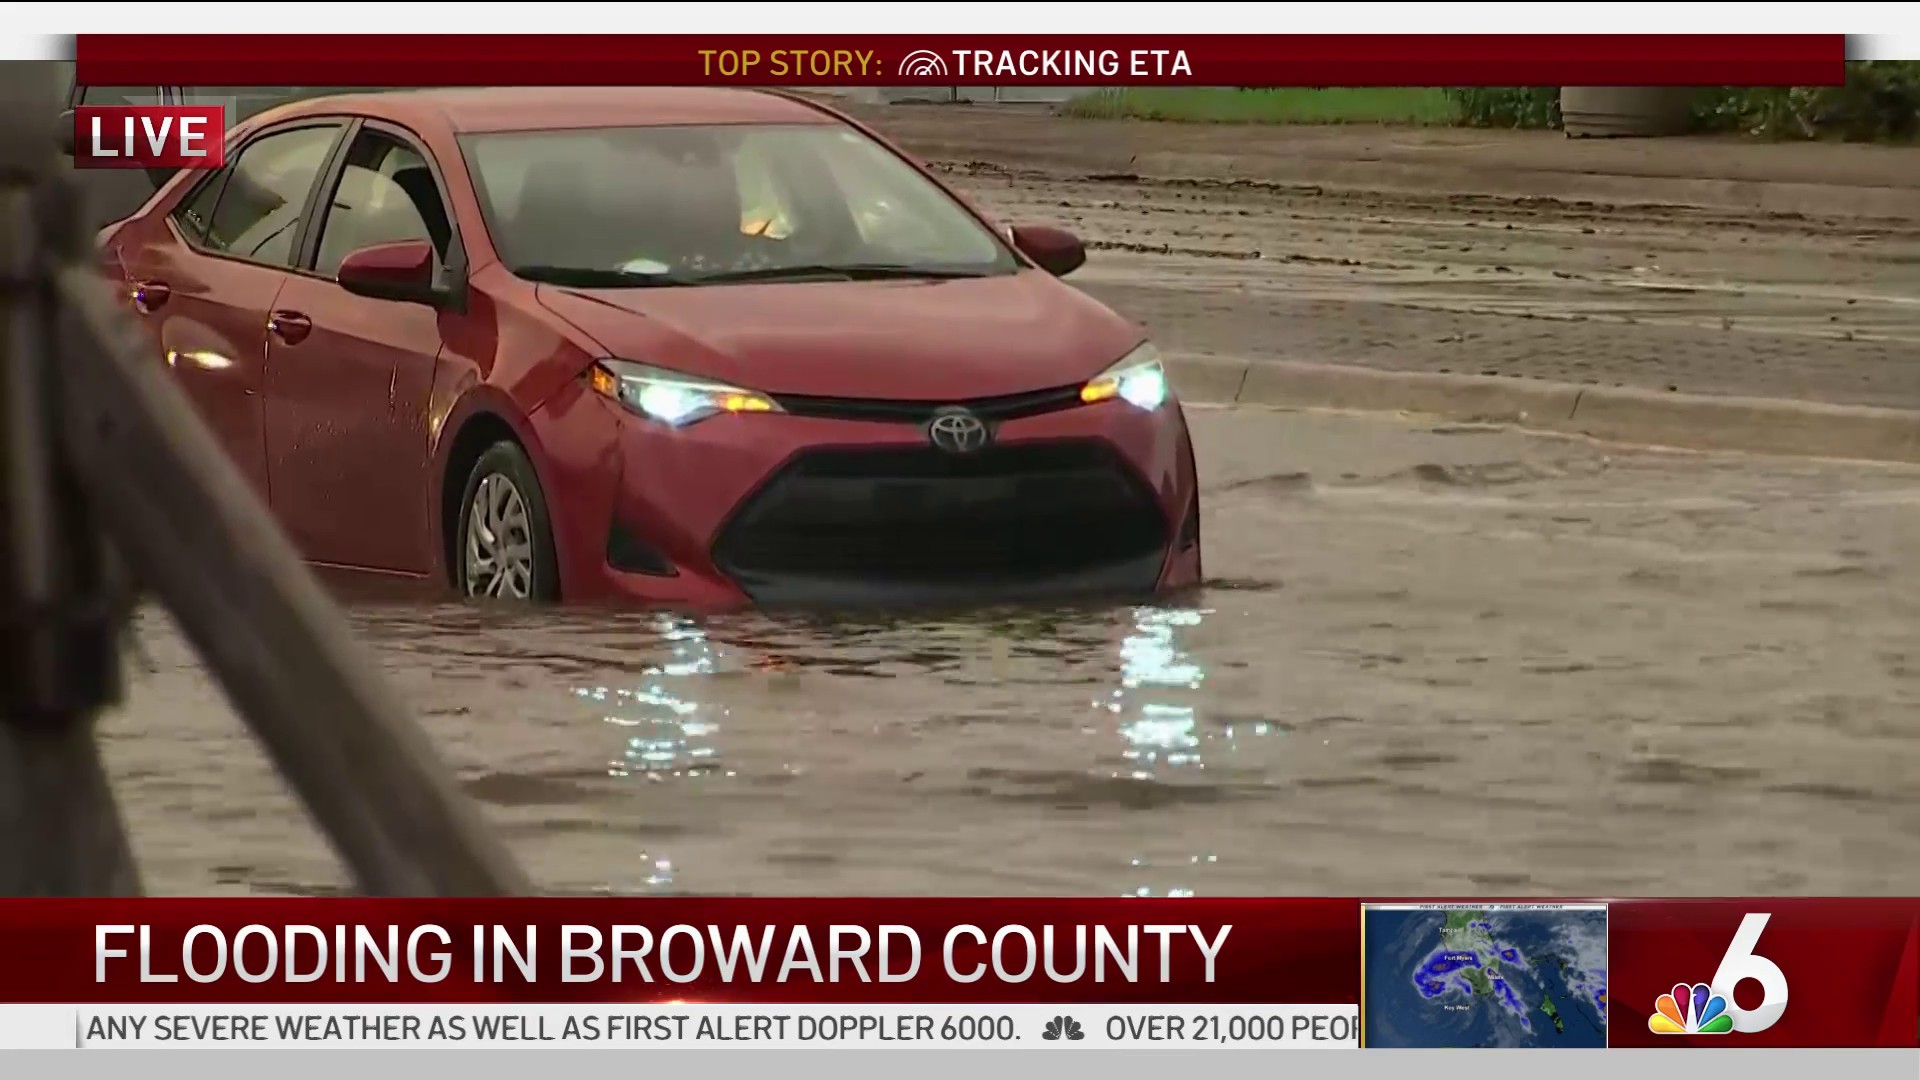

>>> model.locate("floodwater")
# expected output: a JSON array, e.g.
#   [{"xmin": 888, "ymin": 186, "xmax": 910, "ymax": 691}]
[{"xmin": 104, "ymin": 405, "xmax": 1920, "ymax": 898}]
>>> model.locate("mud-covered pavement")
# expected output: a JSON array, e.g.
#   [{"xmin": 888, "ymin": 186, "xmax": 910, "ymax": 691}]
[
  {"xmin": 105, "ymin": 405, "xmax": 1920, "ymax": 897},
  {"xmin": 929, "ymin": 160, "xmax": 1920, "ymax": 410}
]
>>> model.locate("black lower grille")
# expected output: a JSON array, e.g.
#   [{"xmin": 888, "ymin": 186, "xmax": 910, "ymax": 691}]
[
  {"xmin": 713, "ymin": 441, "xmax": 1169, "ymax": 601},
  {"xmin": 771, "ymin": 385, "xmax": 1085, "ymax": 424},
  {"xmin": 607, "ymin": 518, "xmax": 676, "ymax": 576}
]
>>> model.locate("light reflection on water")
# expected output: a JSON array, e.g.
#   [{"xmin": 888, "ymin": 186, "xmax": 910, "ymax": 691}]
[
  {"xmin": 576, "ymin": 616, "xmax": 730, "ymax": 783},
  {"xmin": 1106, "ymin": 606, "xmax": 1209, "ymax": 779},
  {"xmin": 1102, "ymin": 606, "xmax": 1238, "ymax": 899},
  {"xmin": 573, "ymin": 614, "xmax": 737, "ymax": 891},
  {"xmin": 563, "ymin": 603, "xmax": 1254, "ymax": 897}
]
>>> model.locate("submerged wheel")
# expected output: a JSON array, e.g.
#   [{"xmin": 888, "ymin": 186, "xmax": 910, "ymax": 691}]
[{"xmin": 455, "ymin": 441, "xmax": 559, "ymax": 603}]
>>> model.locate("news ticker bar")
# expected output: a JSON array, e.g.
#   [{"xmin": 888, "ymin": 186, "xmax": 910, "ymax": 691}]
[
  {"xmin": 72, "ymin": 33, "xmax": 1846, "ymax": 86},
  {"xmin": 3, "ymin": 898, "xmax": 1918, "ymax": 1050},
  {"xmin": 0, "ymin": 1003, "xmax": 1357, "ymax": 1050},
  {"xmin": 0, "ymin": 1049, "xmax": 1914, "ymax": 1080}
]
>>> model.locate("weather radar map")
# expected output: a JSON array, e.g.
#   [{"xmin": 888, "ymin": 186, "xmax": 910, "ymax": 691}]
[{"xmin": 1363, "ymin": 903, "xmax": 1609, "ymax": 1048}]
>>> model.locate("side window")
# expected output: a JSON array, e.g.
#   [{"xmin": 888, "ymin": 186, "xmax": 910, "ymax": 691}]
[
  {"xmin": 199, "ymin": 125, "xmax": 339, "ymax": 268},
  {"xmin": 171, "ymin": 168, "xmax": 231, "ymax": 245},
  {"xmin": 311, "ymin": 130, "xmax": 453, "ymax": 277}
]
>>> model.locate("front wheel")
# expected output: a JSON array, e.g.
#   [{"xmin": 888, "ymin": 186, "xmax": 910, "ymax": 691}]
[{"xmin": 456, "ymin": 441, "xmax": 560, "ymax": 603}]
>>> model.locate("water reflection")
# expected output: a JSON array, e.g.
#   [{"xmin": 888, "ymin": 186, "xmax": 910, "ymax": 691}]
[
  {"xmin": 544, "ymin": 600, "xmax": 1275, "ymax": 897},
  {"xmin": 1104, "ymin": 607, "xmax": 1209, "ymax": 779},
  {"xmin": 571, "ymin": 614, "xmax": 733, "ymax": 892},
  {"xmin": 576, "ymin": 614, "xmax": 730, "ymax": 783},
  {"xmin": 1099, "ymin": 606, "xmax": 1230, "ymax": 898}
]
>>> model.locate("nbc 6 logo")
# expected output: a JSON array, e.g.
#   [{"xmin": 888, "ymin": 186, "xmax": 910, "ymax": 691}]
[
  {"xmin": 1653, "ymin": 913, "xmax": 1788, "ymax": 1036},
  {"xmin": 1713, "ymin": 913, "xmax": 1788, "ymax": 1032}
]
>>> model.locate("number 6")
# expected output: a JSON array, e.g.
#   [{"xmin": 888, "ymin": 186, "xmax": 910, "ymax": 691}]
[{"xmin": 1712, "ymin": 913, "xmax": 1788, "ymax": 1033}]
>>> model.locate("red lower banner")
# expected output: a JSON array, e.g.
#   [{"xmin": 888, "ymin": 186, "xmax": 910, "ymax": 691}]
[
  {"xmin": 1605, "ymin": 899, "xmax": 1920, "ymax": 1048},
  {"xmin": 5, "ymin": 898, "xmax": 1357, "ymax": 1006},
  {"xmin": 73, "ymin": 34, "xmax": 1846, "ymax": 87},
  {"xmin": 1, "ymin": 897, "xmax": 1914, "ymax": 1048}
]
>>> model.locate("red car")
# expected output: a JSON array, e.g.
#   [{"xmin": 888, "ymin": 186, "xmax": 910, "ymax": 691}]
[{"xmin": 95, "ymin": 87, "xmax": 1202, "ymax": 608}]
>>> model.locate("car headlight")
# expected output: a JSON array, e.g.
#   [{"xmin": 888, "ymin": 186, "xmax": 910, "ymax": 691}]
[
  {"xmin": 588, "ymin": 360, "xmax": 782, "ymax": 427},
  {"xmin": 1080, "ymin": 343, "xmax": 1169, "ymax": 411}
]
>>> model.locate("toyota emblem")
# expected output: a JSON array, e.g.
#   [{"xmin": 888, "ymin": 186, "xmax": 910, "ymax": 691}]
[{"xmin": 926, "ymin": 408, "xmax": 991, "ymax": 454}]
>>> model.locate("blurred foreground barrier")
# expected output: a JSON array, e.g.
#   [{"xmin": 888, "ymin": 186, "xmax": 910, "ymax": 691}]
[{"xmin": 0, "ymin": 64, "xmax": 530, "ymax": 896}]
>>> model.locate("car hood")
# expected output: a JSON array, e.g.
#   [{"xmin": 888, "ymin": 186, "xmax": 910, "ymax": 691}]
[{"xmin": 533, "ymin": 271, "xmax": 1144, "ymax": 400}]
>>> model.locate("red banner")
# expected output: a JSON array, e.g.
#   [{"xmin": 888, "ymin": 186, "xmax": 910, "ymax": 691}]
[
  {"xmin": 4, "ymin": 897, "xmax": 1917, "ymax": 1048},
  {"xmin": 0, "ymin": 898, "xmax": 1357, "ymax": 1005},
  {"xmin": 74, "ymin": 34, "xmax": 1846, "ymax": 87},
  {"xmin": 1607, "ymin": 899, "xmax": 1920, "ymax": 1049}
]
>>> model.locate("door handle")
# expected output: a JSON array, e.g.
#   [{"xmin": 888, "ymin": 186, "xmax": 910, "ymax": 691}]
[
  {"xmin": 267, "ymin": 309, "xmax": 313, "ymax": 345},
  {"xmin": 130, "ymin": 280, "xmax": 171, "ymax": 314}
]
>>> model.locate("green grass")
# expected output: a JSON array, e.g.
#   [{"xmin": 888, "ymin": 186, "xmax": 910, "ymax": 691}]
[{"xmin": 1061, "ymin": 87, "xmax": 1461, "ymax": 126}]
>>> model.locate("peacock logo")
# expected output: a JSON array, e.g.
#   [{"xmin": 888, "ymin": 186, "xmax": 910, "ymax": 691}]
[{"xmin": 1650, "ymin": 983, "xmax": 1733, "ymax": 1034}]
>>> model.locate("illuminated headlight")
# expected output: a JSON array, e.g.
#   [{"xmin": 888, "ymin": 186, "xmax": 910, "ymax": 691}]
[
  {"xmin": 588, "ymin": 360, "xmax": 781, "ymax": 427},
  {"xmin": 1080, "ymin": 344, "xmax": 1169, "ymax": 411}
]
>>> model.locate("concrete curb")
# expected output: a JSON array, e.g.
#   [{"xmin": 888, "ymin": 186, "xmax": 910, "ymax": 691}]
[{"xmin": 1167, "ymin": 355, "xmax": 1920, "ymax": 465}]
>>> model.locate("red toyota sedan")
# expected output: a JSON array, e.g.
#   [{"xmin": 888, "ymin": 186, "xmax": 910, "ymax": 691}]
[{"xmin": 96, "ymin": 87, "xmax": 1202, "ymax": 608}]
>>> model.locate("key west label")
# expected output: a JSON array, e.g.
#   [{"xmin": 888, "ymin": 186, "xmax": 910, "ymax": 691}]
[{"xmin": 73, "ymin": 106, "xmax": 226, "ymax": 170}]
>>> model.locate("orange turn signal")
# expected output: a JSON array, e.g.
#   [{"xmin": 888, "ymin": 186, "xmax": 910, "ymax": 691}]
[
  {"xmin": 722, "ymin": 393, "xmax": 775, "ymax": 413},
  {"xmin": 588, "ymin": 365, "xmax": 620, "ymax": 399}
]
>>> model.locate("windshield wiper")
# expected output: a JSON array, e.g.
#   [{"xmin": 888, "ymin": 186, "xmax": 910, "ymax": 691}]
[
  {"xmin": 688, "ymin": 263, "xmax": 994, "ymax": 284},
  {"xmin": 513, "ymin": 265, "xmax": 684, "ymax": 288}
]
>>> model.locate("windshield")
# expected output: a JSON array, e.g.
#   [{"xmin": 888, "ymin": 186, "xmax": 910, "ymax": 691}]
[{"xmin": 461, "ymin": 124, "xmax": 1020, "ymax": 286}]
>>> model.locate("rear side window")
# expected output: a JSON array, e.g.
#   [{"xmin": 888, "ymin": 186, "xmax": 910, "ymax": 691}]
[
  {"xmin": 195, "ymin": 124, "xmax": 340, "ymax": 268},
  {"xmin": 172, "ymin": 167, "xmax": 230, "ymax": 244}
]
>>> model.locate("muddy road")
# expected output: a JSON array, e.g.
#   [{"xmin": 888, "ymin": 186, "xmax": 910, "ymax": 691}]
[
  {"xmin": 105, "ymin": 405, "xmax": 1920, "ymax": 897},
  {"xmin": 930, "ymin": 160, "xmax": 1920, "ymax": 410}
]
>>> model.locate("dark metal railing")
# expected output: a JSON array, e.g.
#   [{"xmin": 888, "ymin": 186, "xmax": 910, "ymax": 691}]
[{"xmin": 0, "ymin": 63, "xmax": 529, "ymax": 897}]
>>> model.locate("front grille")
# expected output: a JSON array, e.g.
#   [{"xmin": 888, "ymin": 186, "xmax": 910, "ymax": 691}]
[
  {"xmin": 712, "ymin": 441, "xmax": 1169, "ymax": 599},
  {"xmin": 771, "ymin": 385, "xmax": 1086, "ymax": 425}
]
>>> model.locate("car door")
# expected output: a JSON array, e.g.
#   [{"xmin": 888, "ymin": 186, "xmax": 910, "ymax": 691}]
[
  {"xmin": 263, "ymin": 120, "xmax": 457, "ymax": 575},
  {"xmin": 111, "ymin": 121, "xmax": 347, "ymax": 501}
]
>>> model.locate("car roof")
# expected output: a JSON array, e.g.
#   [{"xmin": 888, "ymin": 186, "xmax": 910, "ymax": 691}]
[{"xmin": 261, "ymin": 86, "xmax": 844, "ymax": 134}]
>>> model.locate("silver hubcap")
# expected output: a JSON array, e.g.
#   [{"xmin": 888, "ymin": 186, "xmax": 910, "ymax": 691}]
[{"xmin": 464, "ymin": 473, "xmax": 534, "ymax": 600}]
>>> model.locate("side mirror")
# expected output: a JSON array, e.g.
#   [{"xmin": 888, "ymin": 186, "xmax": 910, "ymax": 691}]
[
  {"xmin": 57, "ymin": 109, "xmax": 75, "ymax": 157},
  {"xmin": 336, "ymin": 239, "xmax": 440, "ymax": 304},
  {"xmin": 1010, "ymin": 224, "xmax": 1087, "ymax": 278}
]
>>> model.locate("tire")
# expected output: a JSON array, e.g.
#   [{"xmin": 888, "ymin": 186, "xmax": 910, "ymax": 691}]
[{"xmin": 455, "ymin": 441, "xmax": 560, "ymax": 603}]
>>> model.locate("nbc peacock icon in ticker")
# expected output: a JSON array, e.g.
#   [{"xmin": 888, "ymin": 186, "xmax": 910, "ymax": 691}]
[{"xmin": 1649, "ymin": 983, "xmax": 1734, "ymax": 1034}]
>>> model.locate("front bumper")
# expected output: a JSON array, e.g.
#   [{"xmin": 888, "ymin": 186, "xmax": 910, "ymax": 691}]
[{"xmin": 549, "ymin": 389, "xmax": 1202, "ymax": 609}]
